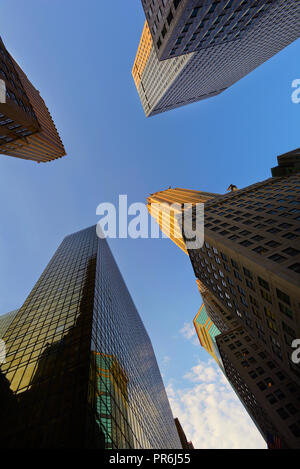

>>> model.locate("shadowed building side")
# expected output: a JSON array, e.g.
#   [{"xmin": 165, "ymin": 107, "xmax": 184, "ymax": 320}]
[
  {"xmin": 174, "ymin": 418, "xmax": 194, "ymax": 450},
  {"xmin": 148, "ymin": 149, "xmax": 300, "ymax": 449}
]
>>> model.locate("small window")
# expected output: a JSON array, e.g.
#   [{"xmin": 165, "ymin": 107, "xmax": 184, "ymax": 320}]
[
  {"xmin": 252, "ymin": 235, "xmax": 264, "ymax": 242},
  {"xmin": 234, "ymin": 270, "xmax": 242, "ymax": 281},
  {"xmin": 257, "ymin": 381, "xmax": 266, "ymax": 391},
  {"xmin": 289, "ymin": 263, "xmax": 300, "ymax": 274},
  {"xmin": 268, "ymin": 253, "xmax": 286, "ymax": 263},
  {"xmin": 289, "ymin": 423, "xmax": 300, "ymax": 438},
  {"xmin": 258, "ymin": 277, "xmax": 269, "ymax": 291},
  {"xmin": 243, "ymin": 267, "xmax": 253, "ymax": 279},
  {"xmin": 190, "ymin": 7, "xmax": 200, "ymax": 18},
  {"xmin": 253, "ymin": 246, "xmax": 268, "ymax": 254},
  {"xmin": 283, "ymin": 247, "xmax": 300, "ymax": 256},
  {"xmin": 276, "ymin": 407, "xmax": 289, "ymax": 420},
  {"xmin": 276, "ymin": 289, "xmax": 291, "ymax": 306},
  {"xmin": 167, "ymin": 10, "xmax": 174, "ymax": 25},
  {"xmin": 265, "ymin": 240, "xmax": 280, "ymax": 248},
  {"xmin": 240, "ymin": 240, "xmax": 253, "ymax": 247}
]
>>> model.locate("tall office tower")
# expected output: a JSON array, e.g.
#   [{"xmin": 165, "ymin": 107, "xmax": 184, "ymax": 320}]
[
  {"xmin": 193, "ymin": 303, "xmax": 223, "ymax": 369},
  {"xmin": 0, "ymin": 226, "xmax": 181, "ymax": 449},
  {"xmin": 147, "ymin": 188, "xmax": 218, "ymax": 253},
  {"xmin": 174, "ymin": 418, "xmax": 194, "ymax": 449},
  {"xmin": 216, "ymin": 327, "xmax": 300, "ymax": 448},
  {"xmin": 0, "ymin": 37, "xmax": 66, "ymax": 162},
  {"xmin": 133, "ymin": 0, "xmax": 300, "ymax": 116},
  {"xmin": 148, "ymin": 148, "xmax": 300, "ymax": 448},
  {"xmin": 0, "ymin": 310, "xmax": 18, "ymax": 339},
  {"xmin": 188, "ymin": 149, "xmax": 300, "ymax": 387},
  {"xmin": 195, "ymin": 278, "xmax": 239, "ymax": 333},
  {"xmin": 192, "ymin": 301, "xmax": 268, "ymax": 441}
]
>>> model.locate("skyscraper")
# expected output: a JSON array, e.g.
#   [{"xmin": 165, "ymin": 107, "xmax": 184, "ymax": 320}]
[
  {"xmin": 0, "ymin": 226, "xmax": 181, "ymax": 449},
  {"xmin": 193, "ymin": 303, "xmax": 223, "ymax": 369},
  {"xmin": 216, "ymin": 327, "xmax": 300, "ymax": 448},
  {"xmin": 133, "ymin": 0, "xmax": 300, "ymax": 116},
  {"xmin": 148, "ymin": 148, "xmax": 300, "ymax": 448},
  {"xmin": 0, "ymin": 36, "xmax": 66, "ymax": 162},
  {"xmin": 174, "ymin": 418, "xmax": 194, "ymax": 449},
  {"xmin": 0, "ymin": 310, "xmax": 19, "ymax": 339},
  {"xmin": 188, "ymin": 149, "xmax": 300, "ymax": 385},
  {"xmin": 147, "ymin": 188, "xmax": 218, "ymax": 253}
]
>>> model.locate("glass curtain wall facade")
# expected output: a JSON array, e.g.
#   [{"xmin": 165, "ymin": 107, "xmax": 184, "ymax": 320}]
[
  {"xmin": 0, "ymin": 310, "xmax": 19, "ymax": 339},
  {"xmin": 0, "ymin": 226, "xmax": 180, "ymax": 449},
  {"xmin": 193, "ymin": 303, "xmax": 223, "ymax": 369}
]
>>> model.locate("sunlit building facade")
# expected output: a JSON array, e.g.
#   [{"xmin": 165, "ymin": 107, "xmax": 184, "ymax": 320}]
[
  {"xmin": 187, "ymin": 149, "xmax": 300, "ymax": 386},
  {"xmin": 0, "ymin": 226, "xmax": 181, "ymax": 449},
  {"xmin": 148, "ymin": 148, "xmax": 300, "ymax": 448},
  {"xmin": 133, "ymin": 1, "xmax": 300, "ymax": 116},
  {"xmin": 0, "ymin": 36, "xmax": 66, "ymax": 162},
  {"xmin": 147, "ymin": 187, "xmax": 218, "ymax": 253}
]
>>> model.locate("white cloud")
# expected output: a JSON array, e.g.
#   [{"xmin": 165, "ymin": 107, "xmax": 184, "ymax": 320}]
[
  {"xmin": 184, "ymin": 361, "xmax": 218, "ymax": 383},
  {"xmin": 168, "ymin": 359, "xmax": 266, "ymax": 449},
  {"xmin": 180, "ymin": 322, "xmax": 198, "ymax": 346}
]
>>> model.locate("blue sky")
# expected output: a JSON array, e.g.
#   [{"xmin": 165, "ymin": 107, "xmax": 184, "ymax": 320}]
[{"xmin": 0, "ymin": 0, "xmax": 299, "ymax": 448}]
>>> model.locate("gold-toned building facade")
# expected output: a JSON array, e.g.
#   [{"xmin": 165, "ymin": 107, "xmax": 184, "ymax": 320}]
[
  {"xmin": 147, "ymin": 188, "xmax": 218, "ymax": 254},
  {"xmin": 0, "ymin": 37, "xmax": 66, "ymax": 163},
  {"xmin": 133, "ymin": 1, "xmax": 300, "ymax": 117},
  {"xmin": 132, "ymin": 21, "xmax": 153, "ymax": 89},
  {"xmin": 148, "ymin": 149, "xmax": 300, "ymax": 448},
  {"xmin": 193, "ymin": 304, "xmax": 223, "ymax": 369}
]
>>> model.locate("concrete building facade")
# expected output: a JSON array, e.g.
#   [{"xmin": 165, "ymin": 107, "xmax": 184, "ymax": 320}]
[{"xmin": 133, "ymin": 1, "xmax": 300, "ymax": 116}]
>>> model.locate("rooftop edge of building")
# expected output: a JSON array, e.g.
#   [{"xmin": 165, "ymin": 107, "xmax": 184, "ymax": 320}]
[{"xmin": 272, "ymin": 148, "xmax": 300, "ymax": 178}]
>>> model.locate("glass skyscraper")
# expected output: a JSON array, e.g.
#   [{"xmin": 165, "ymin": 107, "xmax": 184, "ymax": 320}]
[
  {"xmin": 0, "ymin": 310, "xmax": 19, "ymax": 339},
  {"xmin": 0, "ymin": 226, "xmax": 181, "ymax": 449}
]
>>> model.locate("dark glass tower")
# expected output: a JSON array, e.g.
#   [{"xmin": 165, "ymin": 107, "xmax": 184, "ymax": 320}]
[
  {"xmin": 0, "ymin": 226, "xmax": 181, "ymax": 449},
  {"xmin": 0, "ymin": 310, "xmax": 19, "ymax": 339}
]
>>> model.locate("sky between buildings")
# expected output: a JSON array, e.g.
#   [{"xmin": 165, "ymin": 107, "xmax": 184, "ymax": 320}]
[{"xmin": 0, "ymin": 0, "xmax": 299, "ymax": 449}]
